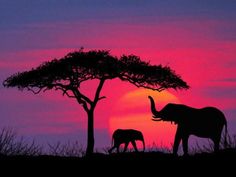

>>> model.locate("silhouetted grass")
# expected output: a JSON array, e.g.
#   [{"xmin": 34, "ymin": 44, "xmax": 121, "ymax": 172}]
[
  {"xmin": 190, "ymin": 133, "xmax": 236, "ymax": 154},
  {"xmin": 0, "ymin": 128, "xmax": 42, "ymax": 156},
  {"xmin": 0, "ymin": 128, "xmax": 235, "ymax": 166},
  {"xmin": 47, "ymin": 141, "xmax": 85, "ymax": 157}
]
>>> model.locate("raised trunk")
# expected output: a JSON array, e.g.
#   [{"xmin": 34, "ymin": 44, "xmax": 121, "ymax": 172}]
[
  {"xmin": 148, "ymin": 96, "xmax": 159, "ymax": 116},
  {"xmin": 86, "ymin": 110, "xmax": 94, "ymax": 156}
]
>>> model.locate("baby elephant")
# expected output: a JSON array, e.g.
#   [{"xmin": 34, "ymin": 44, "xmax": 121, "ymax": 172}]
[{"xmin": 108, "ymin": 129, "xmax": 145, "ymax": 153}]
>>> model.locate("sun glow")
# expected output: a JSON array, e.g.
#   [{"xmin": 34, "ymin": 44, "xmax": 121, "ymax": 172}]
[{"xmin": 109, "ymin": 89, "xmax": 180, "ymax": 150}]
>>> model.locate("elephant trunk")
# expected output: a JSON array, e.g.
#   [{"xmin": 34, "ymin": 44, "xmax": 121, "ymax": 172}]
[{"xmin": 148, "ymin": 96, "xmax": 159, "ymax": 117}]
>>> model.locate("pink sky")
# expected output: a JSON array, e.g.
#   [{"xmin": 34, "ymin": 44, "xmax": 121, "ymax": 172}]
[{"xmin": 1, "ymin": 1, "xmax": 236, "ymax": 150}]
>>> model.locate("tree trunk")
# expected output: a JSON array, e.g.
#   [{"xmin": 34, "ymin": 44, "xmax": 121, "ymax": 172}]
[{"xmin": 86, "ymin": 110, "xmax": 94, "ymax": 156}]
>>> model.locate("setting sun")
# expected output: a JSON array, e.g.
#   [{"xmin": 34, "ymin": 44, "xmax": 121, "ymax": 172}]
[{"xmin": 109, "ymin": 89, "xmax": 180, "ymax": 149}]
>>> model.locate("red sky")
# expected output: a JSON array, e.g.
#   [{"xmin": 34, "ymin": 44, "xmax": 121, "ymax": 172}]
[{"xmin": 0, "ymin": 0, "xmax": 236, "ymax": 151}]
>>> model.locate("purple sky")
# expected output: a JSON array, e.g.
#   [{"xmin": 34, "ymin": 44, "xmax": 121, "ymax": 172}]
[{"xmin": 1, "ymin": 0, "xmax": 236, "ymax": 151}]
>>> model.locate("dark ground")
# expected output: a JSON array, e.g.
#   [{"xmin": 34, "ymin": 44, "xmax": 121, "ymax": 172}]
[{"xmin": 0, "ymin": 148, "xmax": 235, "ymax": 175}]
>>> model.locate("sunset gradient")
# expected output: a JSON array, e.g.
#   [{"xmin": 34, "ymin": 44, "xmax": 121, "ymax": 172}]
[
  {"xmin": 109, "ymin": 89, "xmax": 180, "ymax": 148},
  {"xmin": 0, "ymin": 0, "xmax": 236, "ymax": 150}
]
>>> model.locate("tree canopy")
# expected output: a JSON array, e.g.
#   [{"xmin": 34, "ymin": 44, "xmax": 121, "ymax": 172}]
[{"xmin": 3, "ymin": 49, "xmax": 189, "ymax": 92}]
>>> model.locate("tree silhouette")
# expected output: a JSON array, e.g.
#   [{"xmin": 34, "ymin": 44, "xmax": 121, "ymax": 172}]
[{"xmin": 3, "ymin": 49, "xmax": 189, "ymax": 155}]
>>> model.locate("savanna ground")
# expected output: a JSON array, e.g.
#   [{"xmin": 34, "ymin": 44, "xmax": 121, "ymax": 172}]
[{"xmin": 0, "ymin": 128, "xmax": 235, "ymax": 173}]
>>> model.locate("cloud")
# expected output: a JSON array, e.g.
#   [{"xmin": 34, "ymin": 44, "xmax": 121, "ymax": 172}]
[
  {"xmin": 201, "ymin": 86, "xmax": 236, "ymax": 98},
  {"xmin": 219, "ymin": 78, "xmax": 236, "ymax": 82},
  {"xmin": 1, "ymin": 0, "xmax": 236, "ymax": 27}
]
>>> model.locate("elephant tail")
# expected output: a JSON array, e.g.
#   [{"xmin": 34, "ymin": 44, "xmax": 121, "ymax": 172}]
[{"xmin": 224, "ymin": 120, "xmax": 228, "ymax": 148}]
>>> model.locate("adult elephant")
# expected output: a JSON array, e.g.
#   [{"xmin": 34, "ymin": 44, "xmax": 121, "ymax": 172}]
[
  {"xmin": 108, "ymin": 129, "xmax": 145, "ymax": 153},
  {"xmin": 148, "ymin": 96, "xmax": 228, "ymax": 156}
]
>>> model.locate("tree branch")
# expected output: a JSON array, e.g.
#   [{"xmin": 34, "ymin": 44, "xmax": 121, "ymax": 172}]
[
  {"xmin": 49, "ymin": 83, "xmax": 77, "ymax": 98},
  {"xmin": 49, "ymin": 82, "xmax": 93, "ymax": 112},
  {"xmin": 72, "ymin": 89, "xmax": 90, "ymax": 113},
  {"xmin": 79, "ymin": 99, "xmax": 89, "ymax": 113},
  {"xmin": 63, "ymin": 91, "xmax": 77, "ymax": 98},
  {"xmin": 92, "ymin": 79, "xmax": 106, "ymax": 108},
  {"xmin": 73, "ymin": 89, "xmax": 92, "ymax": 105},
  {"xmin": 55, "ymin": 87, "xmax": 76, "ymax": 98},
  {"xmin": 27, "ymin": 87, "xmax": 43, "ymax": 94},
  {"xmin": 120, "ymin": 75, "xmax": 164, "ymax": 92},
  {"xmin": 98, "ymin": 96, "xmax": 106, "ymax": 101}
]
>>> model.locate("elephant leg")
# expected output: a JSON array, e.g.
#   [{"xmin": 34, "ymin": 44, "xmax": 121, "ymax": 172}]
[
  {"xmin": 182, "ymin": 135, "xmax": 189, "ymax": 156},
  {"xmin": 123, "ymin": 142, "xmax": 129, "ymax": 152},
  {"xmin": 108, "ymin": 146, "xmax": 115, "ymax": 154},
  {"xmin": 173, "ymin": 127, "xmax": 182, "ymax": 155},
  {"xmin": 131, "ymin": 140, "xmax": 138, "ymax": 152},
  {"xmin": 117, "ymin": 144, "xmax": 121, "ymax": 153},
  {"xmin": 213, "ymin": 137, "xmax": 220, "ymax": 152}
]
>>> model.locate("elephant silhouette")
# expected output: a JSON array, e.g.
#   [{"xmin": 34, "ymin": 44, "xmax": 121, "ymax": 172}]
[
  {"xmin": 108, "ymin": 129, "xmax": 145, "ymax": 153},
  {"xmin": 148, "ymin": 96, "xmax": 228, "ymax": 156}
]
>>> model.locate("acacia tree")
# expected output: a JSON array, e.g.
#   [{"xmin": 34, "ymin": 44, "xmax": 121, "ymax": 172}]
[{"xmin": 3, "ymin": 49, "xmax": 189, "ymax": 155}]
